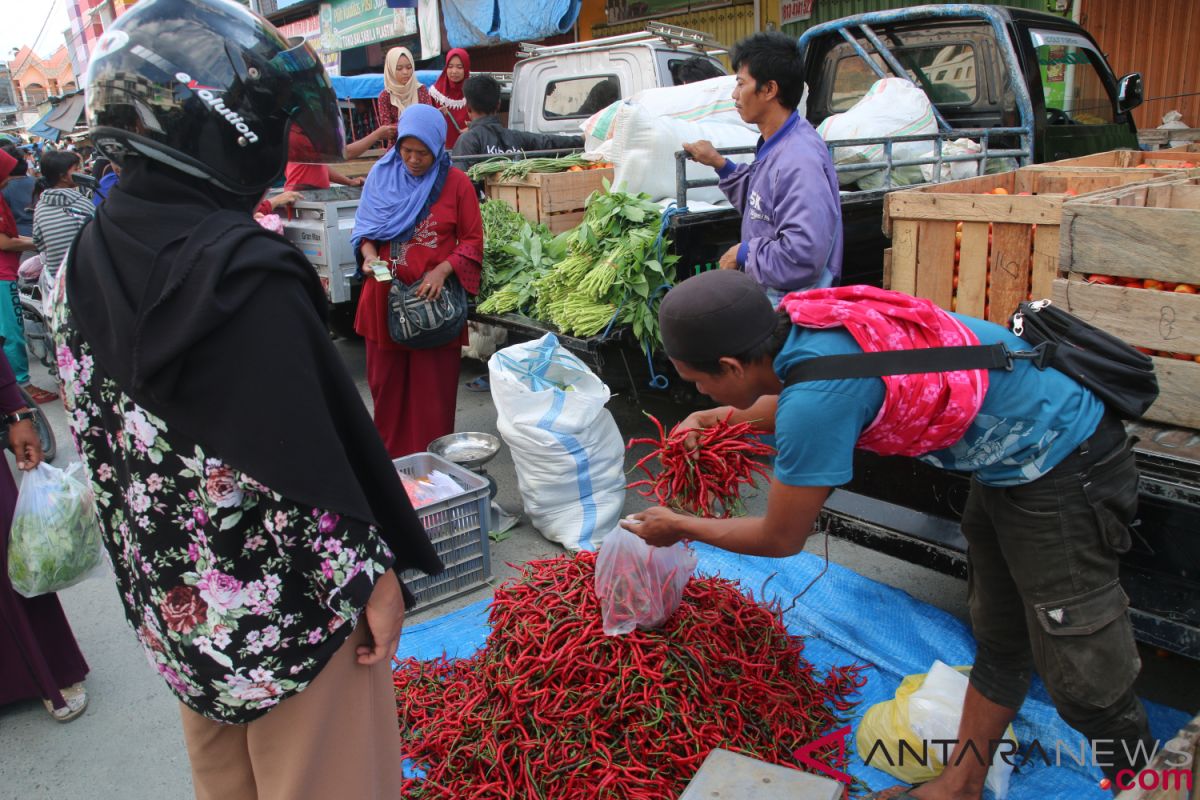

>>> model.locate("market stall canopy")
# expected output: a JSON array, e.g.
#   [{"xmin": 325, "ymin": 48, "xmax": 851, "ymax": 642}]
[
  {"xmin": 443, "ymin": 0, "xmax": 579, "ymax": 48},
  {"xmin": 28, "ymin": 92, "xmax": 87, "ymax": 141},
  {"xmin": 330, "ymin": 71, "xmax": 438, "ymax": 101}
]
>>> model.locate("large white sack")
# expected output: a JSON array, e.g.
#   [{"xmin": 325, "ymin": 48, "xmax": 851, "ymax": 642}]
[
  {"xmin": 488, "ymin": 334, "xmax": 625, "ymax": 552},
  {"xmin": 582, "ymin": 75, "xmax": 752, "ymax": 148},
  {"xmin": 817, "ymin": 77, "xmax": 937, "ymax": 190},
  {"xmin": 608, "ymin": 104, "xmax": 758, "ymax": 204}
]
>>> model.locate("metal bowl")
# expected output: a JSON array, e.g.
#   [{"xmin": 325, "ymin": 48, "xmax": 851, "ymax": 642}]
[{"xmin": 427, "ymin": 432, "xmax": 502, "ymax": 469}]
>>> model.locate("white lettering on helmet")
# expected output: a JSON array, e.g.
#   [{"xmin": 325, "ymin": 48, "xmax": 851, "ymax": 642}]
[{"xmin": 177, "ymin": 73, "xmax": 260, "ymax": 144}]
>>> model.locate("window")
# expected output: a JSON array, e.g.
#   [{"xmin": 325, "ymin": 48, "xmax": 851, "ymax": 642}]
[
  {"xmin": 1032, "ymin": 30, "xmax": 1116, "ymax": 125},
  {"xmin": 24, "ymin": 83, "xmax": 47, "ymax": 106},
  {"xmin": 544, "ymin": 75, "xmax": 620, "ymax": 119},
  {"xmin": 831, "ymin": 42, "xmax": 978, "ymax": 111}
]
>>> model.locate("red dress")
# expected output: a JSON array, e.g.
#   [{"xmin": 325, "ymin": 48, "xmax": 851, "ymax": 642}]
[
  {"xmin": 375, "ymin": 86, "xmax": 432, "ymax": 151},
  {"xmin": 354, "ymin": 168, "xmax": 483, "ymax": 457}
]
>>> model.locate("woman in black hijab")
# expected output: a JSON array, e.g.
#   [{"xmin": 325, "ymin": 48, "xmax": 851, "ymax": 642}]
[{"xmin": 54, "ymin": 2, "xmax": 441, "ymax": 797}]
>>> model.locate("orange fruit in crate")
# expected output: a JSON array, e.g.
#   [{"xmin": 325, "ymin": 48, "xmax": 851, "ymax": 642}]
[
  {"xmin": 1175, "ymin": 284, "xmax": 1198, "ymax": 293},
  {"xmin": 1172, "ymin": 352, "xmax": 1194, "ymax": 361},
  {"xmin": 1064, "ymin": 189, "xmax": 1079, "ymax": 196},
  {"xmin": 990, "ymin": 187, "xmax": 1009, "ymax": 195},
  {"xmin": 1121, "ymin": 279, "xmax": 1144, "ymax": 289},
  {"xmin": 1194, "ymin": 354, "xmax": 1200, "ymax": 363},
  {"xmin": 1143, "ymin": 279, "xmax": 1164, "ymax": 291},
  {"xmin": 1087, "ymin": 274, "xmax": 1117, "ymax": 285},
  {"xmin": 1135, "ymin": 346, "xmax": 1154, "ymax": 355}
]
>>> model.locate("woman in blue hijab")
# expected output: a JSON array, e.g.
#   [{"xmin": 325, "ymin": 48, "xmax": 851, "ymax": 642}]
[{"xmin": 352, "ymin": 104, "xmax": 483, "ymax": 457}]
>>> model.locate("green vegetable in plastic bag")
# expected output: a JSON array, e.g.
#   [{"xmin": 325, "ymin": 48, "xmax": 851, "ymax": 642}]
[{"xmin": 7, "ymin": 462, "xmax": 103, "ymax": 598}]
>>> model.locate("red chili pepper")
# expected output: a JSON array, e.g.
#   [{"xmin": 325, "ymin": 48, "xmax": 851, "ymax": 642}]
[{"xmin": 394, "ymin": 552, "xmax": 865, "ymax": 797}]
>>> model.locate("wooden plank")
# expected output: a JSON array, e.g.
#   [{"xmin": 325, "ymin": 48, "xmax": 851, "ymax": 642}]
[
  {"xmin": 538, "ymin": 169, "xmax": 611, "ymax": 214},
  {"xmin": 1142, "ymin": 356, "xmax": 1200, "ymax": 430},
  {"xmin": 1030, "ymin": 224, "xmax": 1059, "ymax": 301},
  {"xmin": 988, "ymin": 223, "xmax": 1033, "ymax": 323},
  {"xmin": 1169, "ymin": 185, "xmax": 1200, "ymax": 210},
  {"xmin": 1051, "ymin": 278, "xmax": 1200, "ymax": 353},
  {"xmin": 914, "ymin": 221, "xmax": 957, "ymax": 310},
  {"xmin": 517, "ymin": 186, "xmax": 542, "ymax": 223},
  {"xmin": 956, "ymin": 222, "xmax": 989, "ymax": 318},
  {"xmin": 885, "ymin": 193, "xmax": 1062, "ymax": 226},
  {"xmin": 882, "ymin": 248, "xmax": 892, "ymax": 289},
  {"xmin": 543, "ymin": 210, "xmax": 586, "ymax": 234},
  {"xmin": 888, "ymin": 220, "xmax": 918, "ymax": 294},
  {"xmin": 1059, "ymin": 205, "xmax": 1200, "ymax": 282}
]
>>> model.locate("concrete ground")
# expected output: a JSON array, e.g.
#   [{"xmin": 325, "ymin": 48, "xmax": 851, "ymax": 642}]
[{"xmin": 2, "ymin": 337, "xmax": 1197, "ymax": 799}]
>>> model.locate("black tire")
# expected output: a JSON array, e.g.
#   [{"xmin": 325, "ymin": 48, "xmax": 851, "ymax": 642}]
[
  {"xmin": 5, "ymin": 385, "xmax": 58, "ymax": 463},
  {"xmin": 20, "ymin": 298, "xmax": 57, "ymax": 374}
]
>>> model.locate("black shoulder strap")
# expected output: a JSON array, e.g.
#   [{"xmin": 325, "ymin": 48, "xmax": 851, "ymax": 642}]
[{"xmin": 784, "ymin": 344, "xmax": 1014, "ymax": 387}]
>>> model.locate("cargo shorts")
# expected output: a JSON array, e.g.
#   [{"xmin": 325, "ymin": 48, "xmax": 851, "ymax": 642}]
[{"xmin": 960, "ymin": 413, "xmax": 1147, "ymax": 728}]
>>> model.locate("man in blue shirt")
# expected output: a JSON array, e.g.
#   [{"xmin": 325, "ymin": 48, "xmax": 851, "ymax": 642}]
[{"xmin": 624, "ymin": 270, "xmax": 1152, "ymax": 800}]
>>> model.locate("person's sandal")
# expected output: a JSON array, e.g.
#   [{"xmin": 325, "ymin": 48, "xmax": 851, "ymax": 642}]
[
  {"xmin": 43, "ymin": 682, "xmax": 88, "ymax": 723},
  {"xmin": 22, "ymin": 384, "xmax": 59, "ymax": 405}
]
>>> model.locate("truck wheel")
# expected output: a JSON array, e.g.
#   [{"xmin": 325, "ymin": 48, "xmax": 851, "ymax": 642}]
[{"xmin": 327, "ymin": 302, "xmax": 360, "ymax": 340}]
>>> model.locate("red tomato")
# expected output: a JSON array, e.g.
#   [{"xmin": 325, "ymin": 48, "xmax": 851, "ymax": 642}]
[
  {"xmin": 1087, "ymin": 274, "xmax": 1118, "ymax": 285},
  {"xmin": 1143, "ymin": 279, "xmax": 1164, "ymax": 291},
  {"xmin": 1175, "ymin": 284, "xmax": 1198, "ymax": 294}
]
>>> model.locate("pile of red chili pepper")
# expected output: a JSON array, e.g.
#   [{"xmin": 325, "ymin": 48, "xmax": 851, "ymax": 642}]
[
  {"xmin": 627, "ymin": 412, "xmax": 775, "ymax": 518},
  {"xmin": 394, "ymin": 552, "xmax": 866, "ymax": 799}
]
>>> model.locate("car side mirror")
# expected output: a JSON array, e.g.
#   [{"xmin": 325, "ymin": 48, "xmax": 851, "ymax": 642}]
[{"xmin": 1116, "ymin": 73, "xmax": 1143, "ymax": 114}]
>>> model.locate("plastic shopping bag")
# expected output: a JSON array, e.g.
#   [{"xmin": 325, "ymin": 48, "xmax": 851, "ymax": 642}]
[
  {"xmin": 7, "ymin": 462, "xmax": 103, "ymax": 598},
  {"xmin": 856, "ymin": 661, "xmax": 1015, "ymax": 799},
  {"xmin": 594, "ymin": 524, "xmax": 697, "ymax": 636}
]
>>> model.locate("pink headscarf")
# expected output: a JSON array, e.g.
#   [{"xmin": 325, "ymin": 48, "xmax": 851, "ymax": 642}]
[{"xmin": 779, "ymin": 285, "xmax": 988, "ymax": 456}]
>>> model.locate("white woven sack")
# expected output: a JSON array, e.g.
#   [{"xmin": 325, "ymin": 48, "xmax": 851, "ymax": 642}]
[
  {"xmin": 488, "ymin": 334, "xmax": 625, "ymax": 551},
  {"xmin": 817, "ymin": 77, "xmax": 937, "ymax": 190},
  {"xmin": 582, "ymin": 75, "xmax": 751, "ymax": 148},
  {"xmin": 608, "ymin": 104, "xmax": 758, "ymax": 204}
]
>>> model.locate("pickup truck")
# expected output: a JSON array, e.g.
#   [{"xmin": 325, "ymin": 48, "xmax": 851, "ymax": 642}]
[{"xmin": 478, "ymin": 6, "xmax": 1200, "ymax": 661}]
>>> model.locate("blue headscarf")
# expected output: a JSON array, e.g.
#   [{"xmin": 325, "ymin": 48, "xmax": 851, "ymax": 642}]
[{"xmin": 351, "ymin": 104, "xmax": 451, "ymax": 254}]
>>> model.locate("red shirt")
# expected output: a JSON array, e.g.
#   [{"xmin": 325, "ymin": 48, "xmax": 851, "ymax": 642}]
[
  {"xmin": 354, "ymin": 168, "xmax": 483, "ymax": 349},
  {"xmin": 284, "ymin": 163, "xmax": 331, "ymax": 191}
]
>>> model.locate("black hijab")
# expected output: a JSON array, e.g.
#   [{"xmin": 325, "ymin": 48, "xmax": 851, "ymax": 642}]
[{"xmin": 66, "ymin": 158, "xmax": 442, "ymax": 599}]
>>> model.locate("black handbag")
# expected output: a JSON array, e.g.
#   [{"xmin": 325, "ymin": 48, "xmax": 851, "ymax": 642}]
[
  {"xmin": 386, "ymin": 273, "xmax": 468, "ymax": 349},
  {"xmin": 784, "ymin": 300, "xmax": 1158, "ymax": 420}
]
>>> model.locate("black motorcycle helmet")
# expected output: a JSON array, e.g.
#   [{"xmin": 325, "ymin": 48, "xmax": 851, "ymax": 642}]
[{"xmin": 84, "ymin": 0, "xmax": 344, "ymax": 196}]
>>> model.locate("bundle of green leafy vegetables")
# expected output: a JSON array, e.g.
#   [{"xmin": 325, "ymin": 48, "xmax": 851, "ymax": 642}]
[
  {"xmin": 476, "ymin": 185, "xmax": 679, "ymax": 355},
  {"xmin": 7, "ymin": 463, "xmax": 103, "ymax": 598}
]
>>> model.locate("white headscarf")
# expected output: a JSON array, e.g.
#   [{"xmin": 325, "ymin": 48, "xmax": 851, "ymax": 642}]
[{"xmin": 383, "ymin": 46, "xmax": 421, "ymax": 111}]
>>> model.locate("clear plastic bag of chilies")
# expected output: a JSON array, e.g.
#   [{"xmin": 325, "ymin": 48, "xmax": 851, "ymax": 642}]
[
  {"xmin": 7, "ymin": 462, "xmax": 103, "ymax": 597},
  {"xmin": 594, "ymin": 524, "xmax": 697, "ymax": 636}
]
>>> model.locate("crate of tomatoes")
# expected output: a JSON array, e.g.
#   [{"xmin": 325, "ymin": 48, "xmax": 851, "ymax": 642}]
[
  {"xmin": 882, "ymin": 165, "xmax": 1175, "ymax": 325},
  {"xmin": 1056, "ymin": 175, "xmax": 1200, "ymax": 429}
]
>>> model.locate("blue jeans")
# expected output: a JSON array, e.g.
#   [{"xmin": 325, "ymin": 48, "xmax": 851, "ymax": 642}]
[{"xmin": 0, "ymin": 280, "xmax": 28, "ymax": 385}]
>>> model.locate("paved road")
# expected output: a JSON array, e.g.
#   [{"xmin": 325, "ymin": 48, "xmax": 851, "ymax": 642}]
[{"xmin": 1, "ymin": 338, "xmax": 1196, "ymax": 799}]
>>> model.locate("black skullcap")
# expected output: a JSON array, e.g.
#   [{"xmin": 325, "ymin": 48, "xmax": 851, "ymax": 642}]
[{"xmin": 659, "ymin": 270, "xmax": 778, "ymax": 363}]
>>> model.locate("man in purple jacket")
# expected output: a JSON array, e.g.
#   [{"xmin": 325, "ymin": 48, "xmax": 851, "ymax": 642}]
[{"xmin": 684, "ymin": 32, "xmax": 842, "ymax": 303}]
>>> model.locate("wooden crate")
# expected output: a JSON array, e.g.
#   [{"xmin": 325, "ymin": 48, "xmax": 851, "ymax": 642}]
[
  {"xmin": 1161, "ymin": 142, "xmax": 1200, "ymax": 156},
  {"xmin": 1027, "ymin": 148, "xmax": 1200, "ymax": 173},
  {"xmin": 1055, "ymin": 176, "xmax": 1200, "ymax": 429},
  {"xmin": 485, "ymin": 168, "xmax": 612, "ymax": 233},
  {"xmin": 883, "ymin": 167, "xmax": 1173, "ymax": 324}
]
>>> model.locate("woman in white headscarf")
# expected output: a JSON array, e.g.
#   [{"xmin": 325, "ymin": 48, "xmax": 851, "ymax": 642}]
[{"xmin": 375, "ymin": 47, "xmax": 431, "ymax": 150}]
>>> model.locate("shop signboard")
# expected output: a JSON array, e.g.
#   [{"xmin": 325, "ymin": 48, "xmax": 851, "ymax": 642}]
[
  {"xmin": 779, "ymin": 0, "xmax": 813, "ymax": 27},
  {"xmin": 319, "ymin": 0, "xmax": 417, "ymax": 52}
]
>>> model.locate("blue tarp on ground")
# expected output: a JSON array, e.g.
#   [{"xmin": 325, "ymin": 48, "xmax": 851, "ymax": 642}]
[
  {"xmin": 442, "ymin": 0, "xmax": 580, "ymax": 49},
  {"xmin": 397, "ymin": 543, "xmax": 1191, "ymax": 798}
]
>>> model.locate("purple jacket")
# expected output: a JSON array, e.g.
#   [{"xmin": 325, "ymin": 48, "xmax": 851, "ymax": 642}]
[{"xmin": 717, "ymin": 113, "xmax": 842, "ymax": 292}]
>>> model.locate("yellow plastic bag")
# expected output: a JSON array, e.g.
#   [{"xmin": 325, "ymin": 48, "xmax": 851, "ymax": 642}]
[{"xmin": 856, "ymin": 662, "xmax": 1016, "ymax": 798}]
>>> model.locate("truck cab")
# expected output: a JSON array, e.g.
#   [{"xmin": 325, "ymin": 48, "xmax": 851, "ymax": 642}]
[{"xmin": 507, "ymin": 22, "xmax": 727, "ymax": 136}]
